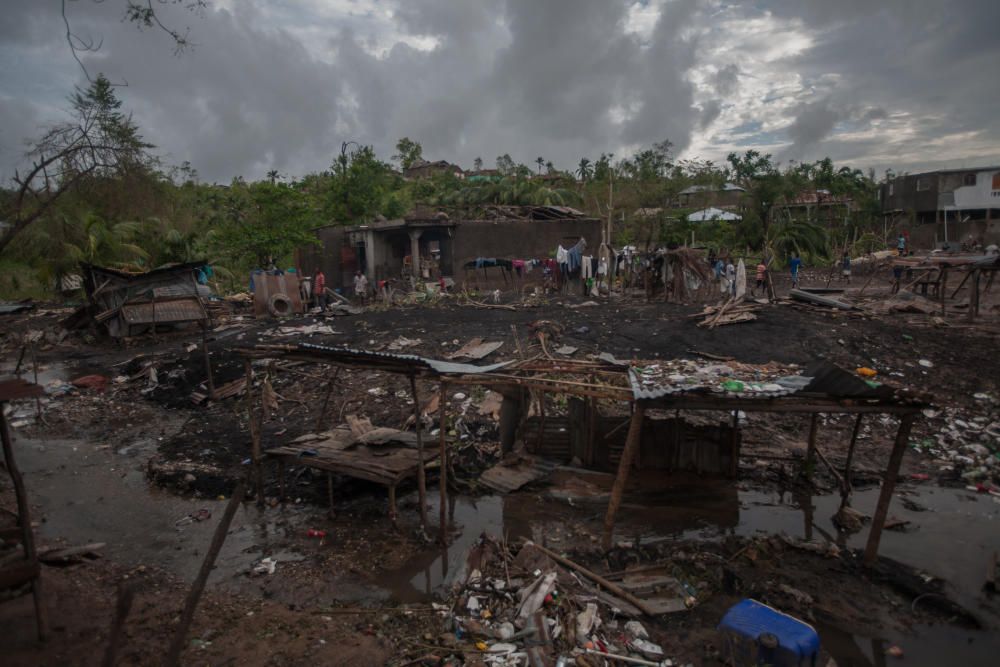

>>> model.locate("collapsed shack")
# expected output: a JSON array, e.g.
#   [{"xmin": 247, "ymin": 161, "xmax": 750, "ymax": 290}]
[
  {"xmin": 75, "ymin": 261, "xmax": 211, "ymax": 338},
  {"xmin": 235, "ymin": 342, "xmax": 930, "ymax": 568},
  {"xmin": 889, "ymin": 252, "xmax": 999, "ymax": 319}
]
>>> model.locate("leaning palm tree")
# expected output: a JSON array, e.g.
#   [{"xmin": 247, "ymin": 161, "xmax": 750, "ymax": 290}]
[{"xmin": 576, "ymin": 158, "xmax": 593, "ymax": 182}]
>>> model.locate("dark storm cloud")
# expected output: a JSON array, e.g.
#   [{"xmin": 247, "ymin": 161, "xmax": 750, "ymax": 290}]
[{"xmin": 1, "ymin": 0, "xmax": 998, "ymax": 181}]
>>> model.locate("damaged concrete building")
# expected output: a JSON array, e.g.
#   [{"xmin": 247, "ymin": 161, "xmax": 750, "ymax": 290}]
[
  {"xmin": 880, "ymin": 166, "xmax": 1000, "ymax": 247},
  {"xmin": 298, "ymin": 206, "xmax": 604, "ymax": 290}
]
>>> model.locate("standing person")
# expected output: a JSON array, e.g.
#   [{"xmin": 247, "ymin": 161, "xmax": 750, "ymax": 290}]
[
  {"xmin": 300, "ymin": 274, "xmax": 313, "ymax": 306},
  {"xmin": 353, "ymin": 270, "xmax": 368, "ymax": 303},
  {"xmin": 755, "ymin": 260, "xmax": 767, "ymax": 297},
  {"xmin": 897, "ymin": 234, "xmax": 906, "ymax": 256},
  {"xmin": 714, "ymin": 257, "xmax": 725, "ymax": 281},
  {"xmin": 841, "ymin": 252, "xmax": 851, "ymax": 284},
  {"xmin": 789, "ymin": 252, "xmax": 802, "ymax": 289},
  {"xmin": 725, "ymin": 258, "xmax": 736, "ymax": 297},
  {"xmin": 314, "ymin": 269, "xmax": 326, "ymax": 310}
]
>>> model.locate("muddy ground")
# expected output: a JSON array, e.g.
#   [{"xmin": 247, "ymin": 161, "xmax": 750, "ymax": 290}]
[{"xmin": 2, "ymin": 269, "xmax": 1000, "ymax": 666}]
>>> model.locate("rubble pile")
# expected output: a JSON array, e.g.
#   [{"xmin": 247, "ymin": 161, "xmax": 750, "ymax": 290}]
[
  {"xmin": 914, "ymin": 393, "xmax": 1000, "ymax": 490},
  {"xmin": 631, "ymin": 359, "xmax": 802, "ymax": 397},
  {"xmin": 433, "ymin": 536, "xmax": 703, "ymax": 666}
]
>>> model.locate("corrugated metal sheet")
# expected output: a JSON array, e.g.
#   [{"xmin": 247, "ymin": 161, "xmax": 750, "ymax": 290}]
[
  {"xmin": 628, "ymin": 359, "xmax": 926, "ymax": 406},
  {"xmin": 121, "ymin": 298, "xmax": 206, "ymax": 324},
  {"xmin": 296, "ymin": 342, "xmax": 513, "ymax": 376},
  {"xmin": 0, "ymin": 303, "xmax": 34, "ymax": 315},
  {"xmin": 253, "ymin": 273, "xmax": 304, "ymax": 317}
]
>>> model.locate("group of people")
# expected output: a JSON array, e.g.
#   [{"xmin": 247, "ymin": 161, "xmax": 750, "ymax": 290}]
[
  {"xmin": 297, "ymin": 268, "xmax": 368, "ymax": 309},
  {"xmin": 710, "ymin": 255, "xmax": 773, "ymax": 298}
]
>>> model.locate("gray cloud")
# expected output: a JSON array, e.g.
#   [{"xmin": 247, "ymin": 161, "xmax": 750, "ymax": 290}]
[{"xmin": 0, "ymin": 0, "xmax": 998, "ymax": 182}]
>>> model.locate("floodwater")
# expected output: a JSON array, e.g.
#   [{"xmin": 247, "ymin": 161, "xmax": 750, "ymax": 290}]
[{"xmin": 12, "ymin": 429, "xmax": 1000, "ymax": 666}]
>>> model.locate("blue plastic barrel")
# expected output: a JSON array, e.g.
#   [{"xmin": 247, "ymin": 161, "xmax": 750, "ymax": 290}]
[{"xmin": 717, "ymin": 599, "xmax": 819, "ymax": 667}]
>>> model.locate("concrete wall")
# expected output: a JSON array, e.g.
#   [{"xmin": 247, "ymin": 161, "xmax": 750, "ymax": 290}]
[
  {"xmin": 299, "ymin": 225, "xmax": 355, "ymax": 290},
  {"xmin": 909, "ymin": 219, "xmax": 1000, "ymax": 248},
  {"xmin": 451, "ymin": 217, "xmax": 603, "ymax": 290}
]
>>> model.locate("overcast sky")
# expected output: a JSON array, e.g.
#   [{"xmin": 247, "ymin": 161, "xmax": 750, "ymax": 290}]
[{"xmin": 2, "ymin": 0, "xmax": 998, "ymax": 183}]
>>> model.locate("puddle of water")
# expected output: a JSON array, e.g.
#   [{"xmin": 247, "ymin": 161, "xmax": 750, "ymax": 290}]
[
  {"xmin": 16, "ymin": 435, "xmax": 309, "ymax": 584},
  {"xmin": 12, "ymin": 425, "xmax": 1000, "ymax": 665}
]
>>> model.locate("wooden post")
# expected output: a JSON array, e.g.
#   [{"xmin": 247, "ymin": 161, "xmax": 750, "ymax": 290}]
[
  {"xmin": 803, "ymin": 413, "xmax": 819, "ymax": 479},
  {"xmin": 314, "ymin": 368, "xmax": 341, "ymax": 430},
  {"xmin": 326, "ymin": 472, "xmax": 335, "ymax": 517},
  {"xmin": 603, "ymin": 405, "xmax": 646, "ymax": 549},
  {"xmin": 0, "ymin": 406, "xmax": 46, "ymax": 640},
  {"xmin": 438, "ymin": 382, "xmax": 449, "ymax": 545},
  {"xmin": 101, "ymin": 584, "xmax": 135, "ymax": 667},
  {"xmin": 409, "ymin": 375, "xmax": 429, "ymax": 529},
  {"xmin": 863, "ymin": 413, "xmax": 915, "ymax": 566},
  {"xmin": 730, "ymin": 410, "xmax": 740, "ymax": 478},
  {"xmin": 164, "ymin": 481, "xmax": 245, "ymax": 667},
  {"xmin": 939, "ymin": 266, "xmax": 948, "ymax": 316},
  {"xmin": 968, "ymin": 268, "xmax": 981, "ymax": 322},
  {"xmin": 388, "ymin": 484, "xmax": 398, "ymax": 526},
  {"xmin": 201, "ymin": 326, "xmax": 215, "ymax": 399},
  {"xmin": 243, "ymin": 359, "xmax": 264, "ymax": 506},
  {"xmin": 843, "ymin": 414, "xmax": 863, "ymax": 496}
]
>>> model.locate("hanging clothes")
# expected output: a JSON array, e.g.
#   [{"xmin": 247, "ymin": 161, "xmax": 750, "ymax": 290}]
[
  {"xmin": 581, "ymin": 255, "xmax": 593, "ymax": 280},
  {"xmin": 735, "ymin": 259, "xmax": 747, "ymax": 299}
]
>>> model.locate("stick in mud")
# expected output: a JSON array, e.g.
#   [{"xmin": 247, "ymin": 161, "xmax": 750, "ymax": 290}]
[
  {"xmin": 101, "ymin": 583, "xmax": 135, "ymax": 667},
  {"xmin": 438, "ymin": 381, "xmax": 448, "ymax": 545},
  {"xmin": 164, "ymin": 481, "xmax": 245, "ymax": 667},
  {"xmin": 522, "ymin": 540, "xmax": 656, "ymax": 617}
]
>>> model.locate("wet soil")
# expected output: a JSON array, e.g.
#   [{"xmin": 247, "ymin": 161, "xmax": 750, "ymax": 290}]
[{"xmin": 2, "ymin": 278, "xmax": 999, "ymax": 665}]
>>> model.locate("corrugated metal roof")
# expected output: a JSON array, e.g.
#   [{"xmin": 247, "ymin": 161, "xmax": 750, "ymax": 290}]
[
  {"xmin": 296, "ymin": 342, "xmax": 513, "ymax": 376},
  {"xmin": 627, "ymin": 359, "xmax": 926, "ymax": 406},
  {"xmin": 121, "ymin": 298, "xmax": 206, "ymax": 324}
]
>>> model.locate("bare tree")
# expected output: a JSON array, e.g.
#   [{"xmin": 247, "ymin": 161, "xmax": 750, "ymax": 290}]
[
  {"xmin": 0, "ymin": 75, "xmax": 153, "ymax": 255},
  {"xmin": 62, "ymin": 0, "xmax": 207, "ymax": 83}
]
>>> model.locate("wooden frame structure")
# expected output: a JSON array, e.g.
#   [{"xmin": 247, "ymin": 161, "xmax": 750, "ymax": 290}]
[
  {"xmin": 0, "ymin": 379, "xmax": 47, "ymax": 640},
  {"xmin": 236, "ymin": 343, "xmax": 929, "ymax": 564}
]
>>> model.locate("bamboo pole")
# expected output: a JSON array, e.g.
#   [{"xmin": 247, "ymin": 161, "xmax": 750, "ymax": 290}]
[
  {"xmin": 863, "ymin": 414, "xmax": 915, "ymax": 566},
  {"xmin": 409, "ymin": 375, "xmax": 428, "ymax": 530},
  {"xmin": 164, "ymin": 481, "xmax": 245, "ymax": 667},
  {"xmin": 438, "ymin": 382, "xmax": 449, "ymax": 545},
  {"xmin": 603, "ymin": 406, "xmax": 646, "ymax": 549},
  {"xmin": 523, "ymin": 541, "xmax": 656, "ymax": 617}
]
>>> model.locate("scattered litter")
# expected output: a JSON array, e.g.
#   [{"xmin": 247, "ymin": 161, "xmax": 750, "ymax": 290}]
[
  {"xmin": 446, "ymin": 338, "xmax": 503, "ymax": 360},
  {"xmin": 252, "ymin": 557, "xmax": 277, "ymax": 576}
]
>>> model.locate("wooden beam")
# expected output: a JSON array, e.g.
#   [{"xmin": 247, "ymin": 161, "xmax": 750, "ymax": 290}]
[
  {"xmin": 0, "ymin": 406, "xmax": 46, "ymax": 640},
  {"xmin": 842, "ymin": 414, "xmax": 863, "ymax": 497},
  {"xmin": 164, "ymin": 481, "xmax": 245, "ymax": 667},
  {"xmin": 438, "ymin": 381, "xmax": 449, "ymax": 545},
  {"xmin": 603, "ymin": 406, "xmax": 646, "ymax": 549},
  {"xmin": 803, "ymin": 413, "xmax": 819, "ymax": 479},
  {"xmin": 243, "ymin": 359, "xmax": 264, "ymax": 506},
  {"xmin": 863, "ymin": 414, "xmax": 915, "ymax": 566},
  {"xmin": 409, "ymin": 375, "xmax": 429, "ymax": 530}
]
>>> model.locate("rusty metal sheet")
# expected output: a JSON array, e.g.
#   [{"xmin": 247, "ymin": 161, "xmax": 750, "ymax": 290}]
[
  {"xmin": 121, "ymin": 297, "xmax": 206, "ymax": 324},
  {"xmin": 253, "ymin": 273, "xmax": 304, "ymax": 318},
  {"xmin": 0, "ymin": 378, "xmax": 45, "ymax": 401}
]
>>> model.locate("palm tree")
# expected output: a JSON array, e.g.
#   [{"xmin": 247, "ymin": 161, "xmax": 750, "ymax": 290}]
[
  {"xmin": 473, "ymin": 156, "xmax": 483, "ymax": 172},
  {"xmin": 535, "ymin": 156, "xmax": 545, "ymax": 174},
  {"xmin": 266, "ymin": 169, "xmax": 280, "ymax": 184},
  {"xmin": 545, "ymin": 160, "xmax": 554, "ymax": 174},
  {"xmin": 576, "ymin": 158, "xmax": 593, "ymax": 182}
]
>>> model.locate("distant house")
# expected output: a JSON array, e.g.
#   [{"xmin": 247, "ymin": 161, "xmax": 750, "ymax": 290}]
[
  {"xmin": 403, "ymin": 159, "xmax": 465, "ymax": 180},
  {"xmin": 879, "ymin": 166, "xmax": 1000, "ymax": 247},
  {"xmin": 771, "ymin": 189, "xmax": 853, "ymax": 225},
  {"xmin": 675, "ymin": 183, "xmax": 745, "ymax": 209},
  {"xmin": 298, "ymin": 206, "xmax": 602, "ymax": 291}
]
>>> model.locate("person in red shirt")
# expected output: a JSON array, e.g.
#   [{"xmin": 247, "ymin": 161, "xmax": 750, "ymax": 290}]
[{"xmin": 313, "ymin": 270, "xmax": 326, "ymax": 309}]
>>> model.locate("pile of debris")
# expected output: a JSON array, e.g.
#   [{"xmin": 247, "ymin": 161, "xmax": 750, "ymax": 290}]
[
  {"xmin": 914, "ymin": 395, "xmax": 1000, "ymax": 490},
  {"xmin": 630, "ymin": 359, "xmax": 800, "ymax": 397},
  {"xmin": 437, "ymin": 537, "xmax": 695, "ymax": 665},
  {"xmin": 694, "ymin": 299, "xmax": 761, "ymax": 327}
]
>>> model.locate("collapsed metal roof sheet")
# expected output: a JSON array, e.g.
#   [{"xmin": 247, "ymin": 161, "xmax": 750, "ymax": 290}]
[{"xmin": 295, "ymin": 342, "xmax": 513, "ymax": 376}]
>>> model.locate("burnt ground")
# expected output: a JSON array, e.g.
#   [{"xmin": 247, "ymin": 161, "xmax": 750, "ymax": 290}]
[{"xmin": 2, "ymin": 271, "xmax": 1000, "ymax": 666}]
